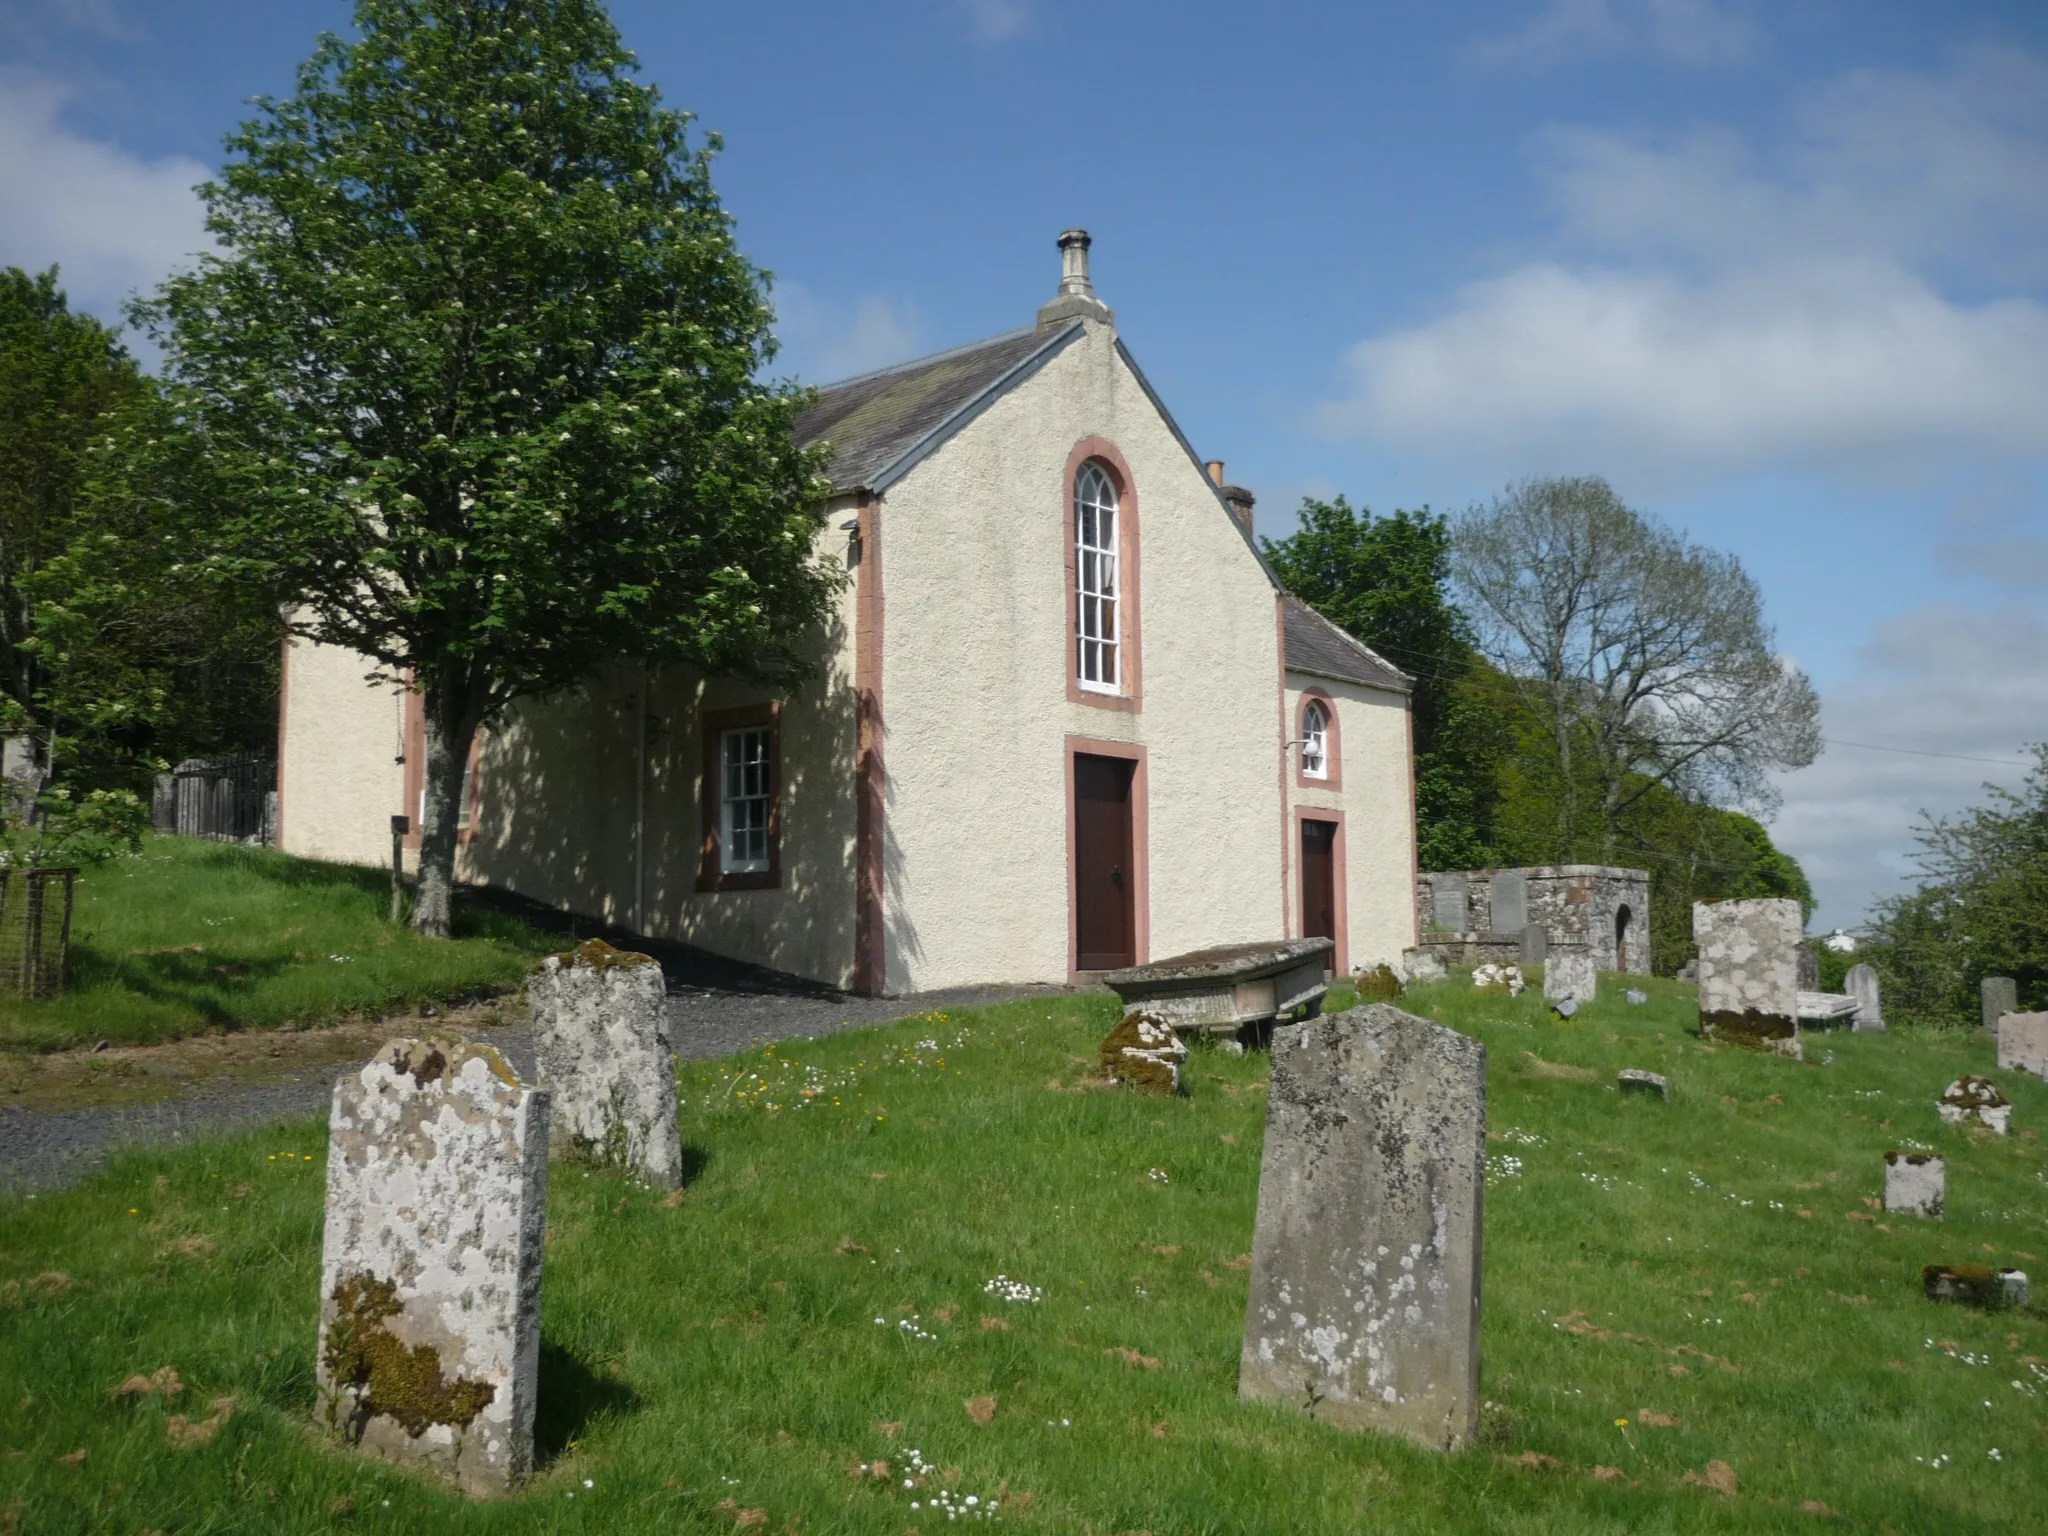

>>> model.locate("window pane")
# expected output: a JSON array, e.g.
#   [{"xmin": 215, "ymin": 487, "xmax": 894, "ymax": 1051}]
[{"xmin": 719, "ymin": 726, "xmax": 773, "ymax": 874}]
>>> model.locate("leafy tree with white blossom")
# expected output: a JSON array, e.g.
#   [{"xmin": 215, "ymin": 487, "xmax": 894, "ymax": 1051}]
[{"xmin": 138, "ymin": 0, "xmax": 838, "ymax": 934}]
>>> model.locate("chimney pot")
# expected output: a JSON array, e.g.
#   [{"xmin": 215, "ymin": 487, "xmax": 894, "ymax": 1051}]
[
  {"xmin": 1036, "ymin": 229, "xmax": 1115, "ymax": 330},
  {"xmin": 1205, "ymin": 459, "xmax": 1225, "ymax": 487}
]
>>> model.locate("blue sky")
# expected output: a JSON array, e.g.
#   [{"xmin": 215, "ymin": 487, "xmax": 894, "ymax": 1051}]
[{"xmin": 4, "ymin": 0, "xmax": 2045, "ymax": 930}]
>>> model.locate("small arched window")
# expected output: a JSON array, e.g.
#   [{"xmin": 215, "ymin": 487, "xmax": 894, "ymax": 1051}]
[
  {"xmin": 1074, "ymin": 462, "xmax": 1120, "ymax": 691},
  {"xmin": 1301, "ymin": 699, "xmax": 1330, "ymax": 780}
]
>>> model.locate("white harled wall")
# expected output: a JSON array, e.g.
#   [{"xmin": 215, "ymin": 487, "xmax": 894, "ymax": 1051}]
[
  {"xmin": 1285, "ymin": 674, "xmax": 1418, "ymax": 972},
  {"xmin": 873, "ymin": 320, "xmax": 1288, "ymax": 991}
]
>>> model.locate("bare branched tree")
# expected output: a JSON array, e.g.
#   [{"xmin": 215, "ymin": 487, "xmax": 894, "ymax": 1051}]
[{"xmin": 1453, "ymin": 476, "xmax": 1820, "ymax": 861}]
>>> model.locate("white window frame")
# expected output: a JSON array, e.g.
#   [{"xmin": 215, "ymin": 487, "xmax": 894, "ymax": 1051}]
[
  {"xmin": 1074, "ymin": 461, "xmax": 1120, "ymax": 694},
  {"xmin": 1301, "ymin": 700, "xmax": 1330, "ymax": 780},
  {"xmin": 719, "ymin": 726, "xmax": 773, "ymax": 874}
]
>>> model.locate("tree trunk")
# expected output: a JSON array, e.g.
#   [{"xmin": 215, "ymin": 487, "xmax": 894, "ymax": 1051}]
[{"xmin": 411, "ymin": 687, "xmax": 479, "ymax": 939}]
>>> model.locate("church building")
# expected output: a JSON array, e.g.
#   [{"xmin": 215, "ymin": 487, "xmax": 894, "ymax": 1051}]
[{"xmin": 276, "ymin": 232, "xmax": 1420, "ymax": 994}]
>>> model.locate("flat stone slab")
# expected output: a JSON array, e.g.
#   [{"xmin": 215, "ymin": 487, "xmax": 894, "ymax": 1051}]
[
  {"xmin": 317, "ymin": 1039, "xmax": 548, "ymax": 1496},
  {"xmin": 529, "ymin": 939, "xmax": 680, "ymax": 1187},
  {"xmin": 1103, "ymin": 938, "xmax": 1331, "ymax": 1035},
  {"xmin": 1618, "ymin": 1069, "xmax": 1668, "ymax": 1099},
  {"xmin": 1239, "ymin": 1003, "xmax": 1485, "ymax": 1451},
  {"xmin": 1795, "ymin": 991, "xmax": 1860, "ymax": 1026}
]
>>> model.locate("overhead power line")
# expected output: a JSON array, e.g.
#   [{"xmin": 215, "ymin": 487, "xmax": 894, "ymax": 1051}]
[{"xmin": 1819, "ymin": 739, "xmax": 2035, "ymax": 768}]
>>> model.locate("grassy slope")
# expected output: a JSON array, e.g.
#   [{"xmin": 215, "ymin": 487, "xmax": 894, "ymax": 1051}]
[
  {"xmin": 0, "ymin": 836, "xmax": 558, "ymax": 1052},
  {"xmin": 3, "ymin": 978, "xmax": 2047, "ymax": 1533}
]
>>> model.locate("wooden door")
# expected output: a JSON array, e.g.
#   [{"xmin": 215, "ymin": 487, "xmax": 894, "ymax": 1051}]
[
  {"xmin": 1074, "ymin": 754, "xmax": 1136, "ymax": 971},
  {"xmin": 1300, "ymin": 818, "xmax": 1337, "ymax": 955}
]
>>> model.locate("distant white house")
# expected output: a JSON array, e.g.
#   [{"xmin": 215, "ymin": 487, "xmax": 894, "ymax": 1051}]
[
  {"xmin": 1822, "ymin": 929, "xmax": 1858, "ymax": 953},
  {"xmin": 276, "ymin": 233, "xmax": 1421, "ymax": 994}
]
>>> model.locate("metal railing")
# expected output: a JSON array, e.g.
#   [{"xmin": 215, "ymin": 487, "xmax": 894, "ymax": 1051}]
[{"xmin": 158, "ymin": 754, "xmax": 276, "ymax": 843}]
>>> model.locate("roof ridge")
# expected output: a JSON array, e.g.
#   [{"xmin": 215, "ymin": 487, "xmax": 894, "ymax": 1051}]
[{"xmin": 806, "ymin": 323, "xmax": 1043, "ymax": 395}]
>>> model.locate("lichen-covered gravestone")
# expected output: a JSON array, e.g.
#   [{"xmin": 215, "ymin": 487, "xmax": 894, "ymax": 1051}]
[
  {"xmin": 1983, "ymin": 977, "xmax": 2018, "ymax": 1033},
  {"xmin": 1938, "ymin": 1077, "xmax": 2010, "ymax": 1134},
  {"xmin": 1239, "ymin": 1004, "xmax": 1485, "ymax": 1452},
  {"xmin": 1997, "ymin": 1012, "xmax": 2048, "ymax": 1078},
  {"xmin": 1693, "ymin": 899, "xmax": 1801, "ymax": 1054},
  {"xmin": 1884, "ymin": 1151, "xmax": 1944, "ymax": 1220},
  {"xmin": 318, "ymin": 1039, "xmax": 547, "ymax": 1496},
  {"xmin": 1845, "ymin": 964, "xmax": 1884, "ymax": 1032},
  {"xmin": 1519, "ymin": 924, "xmax": 1548, "ymax": 966},
  {"xmin": 1097, "ymin": 1009, "xmax": 1187, "ymax": 1095},
  {"xmin": 1543, "ymin": 950, "xmax": 1596, "ymax": 1010},
  {"xmin": 529, "ymin": 939, "xmax": 680, "ymax": 1188}
]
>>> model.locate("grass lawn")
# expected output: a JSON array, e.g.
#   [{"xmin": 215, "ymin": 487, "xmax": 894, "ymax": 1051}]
[
  {"xmin": 0, "ymin": 835, "xmax": 559, "ymax": 1053},
  {"xmin": 4, "ymin": 976, "xmax": 2048, "ymax": 1532}
]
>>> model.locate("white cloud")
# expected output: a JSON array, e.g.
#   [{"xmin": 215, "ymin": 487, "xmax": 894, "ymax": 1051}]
[
  {"xmin": 770, "ymin": 286, "xmax": 923, "ymax": 385},
  {"xmin": 957, "ymin": 0, "xmax": 1034, "ymax": 45},
  {"xmin": 1771, "ymin": 604, "xmax": 2048, "ymax": 929},
  {"xmin": 0, "ymin": 68, "xmax": 209, "ymax": 323},
  {"xmin": 1322, "ymin": 46, "xmax": 2048, "ymax": 479},
  {"xmin": 1470, "ymin": 0, "xmax": 1751, "ymax": 70}
]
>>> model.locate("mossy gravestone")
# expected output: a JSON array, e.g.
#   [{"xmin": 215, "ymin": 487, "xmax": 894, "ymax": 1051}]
[
  {"xmin": 1098, "ymin": 1010, "xmax": 1187, "ymax": 1095},
  {"xmin": 1693, "ymin": 898, "xmax": 1801, "ymax": 1052},
  {"xmin": 318, "ymin": 1039, "xmax": 548, "ymax": 1496},
  {"xmin": 1239, "ymin": 1004, "xmax": 1485, "ymax": 1452},
  {"xmin": 529, "ymin": 939, "xmax": 681, "ymax": 1188}
]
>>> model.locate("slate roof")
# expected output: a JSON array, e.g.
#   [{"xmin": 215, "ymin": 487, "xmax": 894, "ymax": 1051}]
[
  {"xmin": 1281, "ymin": 596, "xmax": 1412, "ymax": 694},
  {"xmin": 794, "ymin": 324, "xmax": 1079, "ymax": 492}
]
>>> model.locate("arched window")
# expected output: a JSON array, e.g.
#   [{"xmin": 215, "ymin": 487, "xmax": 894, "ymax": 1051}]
[
  {"xmin": 1301, "ymin": 699, "xmax": 1330, "ymax": 779},
  {"xmin": 1074, "ymin": 462, "xmax": 1120, "ymax": 691}
]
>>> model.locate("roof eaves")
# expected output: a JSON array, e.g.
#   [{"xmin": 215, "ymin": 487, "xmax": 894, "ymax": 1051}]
[
  {"xmin": 863, "ymin": 322, "xmax": 1087, "ymax": 495},
  {"xmin": 1286, "ymin": 661, "xmax": 1414, "ymax": 697}
]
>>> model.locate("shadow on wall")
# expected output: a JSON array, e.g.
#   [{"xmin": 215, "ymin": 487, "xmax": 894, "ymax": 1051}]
[{"xmin": 458, "ymin": 615, "xmax": 896, "ymax": 992}]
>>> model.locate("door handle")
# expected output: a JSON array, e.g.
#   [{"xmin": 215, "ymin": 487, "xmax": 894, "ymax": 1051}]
[{"xmin": 1111, "ymin": 866, "xmax": 1125, "ymax": 890}]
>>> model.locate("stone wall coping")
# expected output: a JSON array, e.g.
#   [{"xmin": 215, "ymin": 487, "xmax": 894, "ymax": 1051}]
[{"xmin": 1420, "ymin": 865, "xmax": 1648, "ymax": 882}]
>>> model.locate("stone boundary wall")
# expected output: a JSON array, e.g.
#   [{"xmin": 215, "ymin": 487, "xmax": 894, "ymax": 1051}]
[{"xmin": 1414, "ymin": 865, "xmax": 1650, "ymax": 974}]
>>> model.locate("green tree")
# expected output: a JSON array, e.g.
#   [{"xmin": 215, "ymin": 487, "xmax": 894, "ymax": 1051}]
[
  {"xmin": 1263, "ymin": 497, "xmax": 1504, "ymax": 868},
  {"xmin": 138, "ymin": 0, "xmax": 839, "ymax": 935},
  {"xmin": 0, "ymin": 267, "xmax": 146, "ymax": 772},
  {"xmin": 1863, "ymin": 743, "xmax": 2048, "ymax": 1026},
  {"xmin": 0, "ymin": 267, "xmax": 275, "ymax": 799}
]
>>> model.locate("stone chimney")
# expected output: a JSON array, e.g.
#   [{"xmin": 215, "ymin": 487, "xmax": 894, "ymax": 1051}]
[
  {"xmin": 1037, "ymin": 229, "xmax": 1115, "ymax": 329},
  {"xmin": 1206, "ymin": 459, "xmax": 1256, "ymax": 536}
]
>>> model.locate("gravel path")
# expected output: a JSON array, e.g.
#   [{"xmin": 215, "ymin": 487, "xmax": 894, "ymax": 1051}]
[{"xmin": 1, "ymin": 903, "xmax": 1068, "ymax": 1196}]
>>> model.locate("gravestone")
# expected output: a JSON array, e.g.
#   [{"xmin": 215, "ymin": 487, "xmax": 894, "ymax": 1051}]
[
  {"xmin": 1937, "ymin": 1077, "xmax": 2010, "ymax": 1135},
  {"xmin": 1924, "ymin": 1264, "xmax": 2029, "ymax": 1309},
  {"xmin": 1983, "ymin": 977, "xmax": 2019, "ymax": 1033},
  {"xmin": 1431, "ymin": 878, "xmax": 1467, "ymax": 934},
  {"xmin": 1996, "ymin": 1012, "xmax": 2048, "ymax": 1078},
  {"xmin": 1489, "ymin": 871, "xmax": 1528, "ymax": 938},
  {"xmin": 1544, "ymin": 950, "xmax": 1596, "ymax": 1009},
  {"xmin": 1693, "ymin": 899, "xmax": 1801, "ymax": 1051},
  {"xmin": 1618, "ymin": 1069, "xmax": 1668, "ymax": 1099},
  {"xmin": 1883, "ymin": 1151, "xmax": 1944, "ymax": 1220},
  {"xmin": 1845, "ymin": 964, "xmax": 1884, "ymax": 1032},
  {"xmin": 1401, "ymin": 948, "xmax": 1448, "ymax": 985},
  {"xmin": 1239, "ymin": 1004, "xmax": 1485, "ymax": 1452},
  {"xmin": 529, "ymin": 938, "xmax": 681, "ymax": 1188},
  {"xmin": 318, "ymin": 1039, "xmax": 548, "ymax": 1496},
  {"xmin": 1796, "ymin": 944, "xmax": 1819, "ymax": 990},
  {"xmin": 1519, "ymin": 924, "xmax": 1549, "ymax": 966},
  {"xmin": 1098, "ymin": 1009, "xmax": 1187, "ymax": 1095}
]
